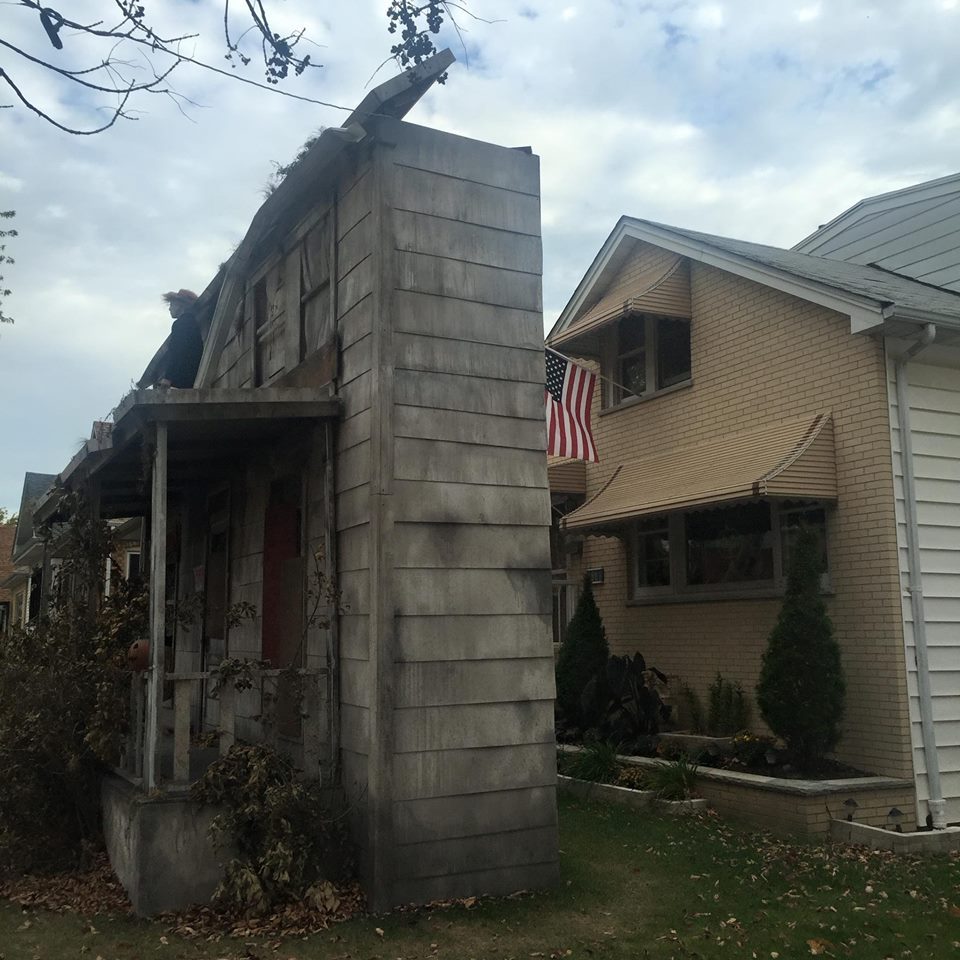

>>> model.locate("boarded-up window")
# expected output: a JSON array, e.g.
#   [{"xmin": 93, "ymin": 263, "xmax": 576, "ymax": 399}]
[
  {"xmin": 299, "ymin": 215, "xmax": 333, "ymax": 361},
  {"xmin": 253, "ymin": 264, "xmax": 286, "ymax": 386}
]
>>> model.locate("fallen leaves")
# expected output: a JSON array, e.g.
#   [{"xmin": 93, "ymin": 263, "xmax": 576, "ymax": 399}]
[
  {"xmin": 163, "ymin": 880, "xmax": 366, "ymax": 941},
  {"xmin": 0, "ymin": 854, "xmax": 130, "ymax": 916}
]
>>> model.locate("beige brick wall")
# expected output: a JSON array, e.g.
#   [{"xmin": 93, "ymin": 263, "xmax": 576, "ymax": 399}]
[{"xmin": 572, "ymin": 261, "xmax": 913, "ymax": 779}]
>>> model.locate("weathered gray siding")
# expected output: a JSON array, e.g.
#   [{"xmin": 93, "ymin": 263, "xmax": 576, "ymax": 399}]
[
  {"xmin": 189, "ymin": 119, "xmax": 558, "ymax": 910},
  {"xmin": 326, "ymin": 121, "xmax": 558, "ymax": 908},
  {"xmin": 333, "ymin": 157, "xmax": 377, "ymax": 835}
]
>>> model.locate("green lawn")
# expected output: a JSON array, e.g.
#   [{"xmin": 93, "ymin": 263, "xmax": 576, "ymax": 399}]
[{"xmin": 2, "ymin": 796, "xmax": 959, "ymax": 959}]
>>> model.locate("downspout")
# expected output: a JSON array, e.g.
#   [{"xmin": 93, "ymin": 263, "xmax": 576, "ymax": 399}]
[{"xmin": 894, "ymin": 323, "xmax": 945, "ymax": 828}]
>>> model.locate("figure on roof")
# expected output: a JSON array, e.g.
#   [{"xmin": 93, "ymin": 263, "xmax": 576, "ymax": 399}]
[{"xmin": 158, "ymin": 289, "xmax": 202, "ymax": 388}]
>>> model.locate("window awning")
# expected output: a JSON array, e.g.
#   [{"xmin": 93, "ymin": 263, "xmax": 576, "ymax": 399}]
[
  {"xmin": 548, "ymin": 456, "xmax": 587, "ymax": 496},
  {"xmin": 550, "ymin": 253, "xmax": 690, "ymax": 349},
  {"xmin": 563, "ymin": 413, "xmax": 837, "ymax": 530}
]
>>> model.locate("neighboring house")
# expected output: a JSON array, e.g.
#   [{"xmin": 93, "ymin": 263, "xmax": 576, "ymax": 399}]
[
  {"xmin": 546, "ymin": 213, "xmax": 960, "ymax": 830},
  {"xmin": 0, "ymin": 472, "xmax": 57, "ymax": 628},
  {"xmin": 30, "ymin": 53, "xmax": 558, "ymax": 916},
  {"xmin": 0, "ymin": 523, "xmax": 15, "ymax": 633},
  {"xmin": 794, "ymin": 173, "xmax": 960, "ymax": 290},
  {"xmin": 0, "ymin": 468, "xmax": 142, "ymax": 625}
]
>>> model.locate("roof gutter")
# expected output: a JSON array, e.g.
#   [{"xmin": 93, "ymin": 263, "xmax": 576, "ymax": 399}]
[{"xmin": 893, "ymin": 322, "xmax": 945, "ymax": 828}]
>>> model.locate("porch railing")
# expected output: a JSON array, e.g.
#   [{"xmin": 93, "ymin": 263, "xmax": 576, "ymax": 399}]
[{"xmin": 122, "ymin": 664, "xmax": 329, "ymax": 787}]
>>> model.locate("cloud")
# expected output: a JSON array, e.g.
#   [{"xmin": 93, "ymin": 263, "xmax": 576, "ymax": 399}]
[{"xmin": 2, "ymin": 0, "xmax": 960, "ymax": 509}]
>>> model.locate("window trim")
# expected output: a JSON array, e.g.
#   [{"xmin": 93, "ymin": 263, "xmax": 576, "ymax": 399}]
[
  {"xmin": 628, "ymin": 499, "xmax": 831, "ymax": 603},
  {"xmin": 603, "ymin": 312, "xmax": 692, "ymax": 409}
]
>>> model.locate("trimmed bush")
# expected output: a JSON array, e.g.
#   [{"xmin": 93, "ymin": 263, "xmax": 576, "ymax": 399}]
[
  {"xmin": 555, "ymin": 575, "xmax": 608, "ymax": 727},
  {"xmin": 707, "ymin": 673, "xmax": 751, "ymax": 737},
  {"xmin": 756, "ymin": 526, "xmax": 845, "ymax": 764}
]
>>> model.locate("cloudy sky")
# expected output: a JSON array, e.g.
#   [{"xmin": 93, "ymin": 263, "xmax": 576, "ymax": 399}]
[{"xmin": 1, "ymin": 0, "xmax": 958, "ymax": 511}]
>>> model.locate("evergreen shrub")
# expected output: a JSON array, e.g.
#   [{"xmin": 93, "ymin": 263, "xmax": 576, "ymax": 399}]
[
  {"xmin": 555, "ymin": 575, "xmax": 608, "ymax": 727},
  {"xmin": 756, "ymin": 526, "xmax": 845, "ymax": 764}
]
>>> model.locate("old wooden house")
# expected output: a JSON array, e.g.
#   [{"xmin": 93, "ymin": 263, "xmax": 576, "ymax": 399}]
[{"xmin": 34, "ymin": 53, "xmax": 559, "ymax": 914}]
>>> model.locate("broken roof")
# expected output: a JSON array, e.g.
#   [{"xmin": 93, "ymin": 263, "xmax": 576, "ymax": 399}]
[{"xmin": 140, "ymin": 49, "xmax": 455, "ymax": 390}]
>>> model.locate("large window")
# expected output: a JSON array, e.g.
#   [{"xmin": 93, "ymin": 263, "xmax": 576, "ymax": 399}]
[
  {"xmin": 631, "ymin": 500, "xmax": 829, "ymax": 599},
  {"xmin": 608, "ymin": 313, "xmax": 691, "ymax": 406}
]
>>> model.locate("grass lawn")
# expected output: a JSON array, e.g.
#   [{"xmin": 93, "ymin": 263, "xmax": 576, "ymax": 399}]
[{"xmin": 2, "ymin": 795, "xmax": 959, "ymax": 959}]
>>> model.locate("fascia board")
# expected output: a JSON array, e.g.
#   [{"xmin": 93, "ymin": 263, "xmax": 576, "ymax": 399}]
[{"xmin": 885, "ymin": 310, "xmax": 960, "ymax": 334}]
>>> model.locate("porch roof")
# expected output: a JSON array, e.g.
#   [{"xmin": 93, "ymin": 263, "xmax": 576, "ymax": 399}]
[
  {"xmin": 36, "ymin": 388, "xmax": 341, "ymax": 521},
  {"xmin": 563, "ymin": 412, "xmax": 836, "ymax": 531}
]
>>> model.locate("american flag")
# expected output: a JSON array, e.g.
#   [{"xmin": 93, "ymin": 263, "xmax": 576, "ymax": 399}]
[{"xmin": 545, "ymin": 348, "xmax": 599, "ymax": 462}]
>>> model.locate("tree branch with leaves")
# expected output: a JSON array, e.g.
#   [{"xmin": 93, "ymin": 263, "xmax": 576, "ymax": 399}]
[{"xmin": 0, "ymin": 210, "xmax": 15, "ymax": 325}]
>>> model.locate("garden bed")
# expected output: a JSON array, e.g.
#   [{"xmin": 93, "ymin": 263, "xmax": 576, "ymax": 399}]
[
  {"xmin": 558, "ymin": 745, "xmax": 916, "ymax": 835},
  {"xmin": 557, "ymin": 774, "xmax": 707, "ymax": 814}
]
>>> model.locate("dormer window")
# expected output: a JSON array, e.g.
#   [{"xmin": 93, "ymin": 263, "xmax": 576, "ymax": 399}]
[{"xmin": 606, "ymin": 313, "xmax": 691, "ymax": 407}]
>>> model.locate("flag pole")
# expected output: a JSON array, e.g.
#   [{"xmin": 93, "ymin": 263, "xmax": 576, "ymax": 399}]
[{"xmin": 545, "ymin": 345, "xmax": 641, "ymax": 400}]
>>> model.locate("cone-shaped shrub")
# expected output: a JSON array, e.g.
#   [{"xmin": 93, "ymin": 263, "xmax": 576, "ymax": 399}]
[
  {"xmin": 555, "ymin": 575, "xmax": 609, "ymax": 726},
  {"xmin": 756, "ymin": 527, "xmax": 845, "ymax": 764}
]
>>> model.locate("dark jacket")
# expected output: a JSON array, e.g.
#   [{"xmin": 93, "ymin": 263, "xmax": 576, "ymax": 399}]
[{"xmin": 163, "ymin": 311, "xmax": 203, "ymax": 388}]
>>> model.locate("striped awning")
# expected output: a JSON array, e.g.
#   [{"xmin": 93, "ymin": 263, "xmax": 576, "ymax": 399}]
[
  {"xmin": 548, "ymin": 456, "xmax": 587, "ymax": 496},
  {"xmin": 551, "ymin": 254, "xmax": 691, "ymax": 348},
  {"xmin": 564, "ymin": 413, "xmax": 837, "ymax": 530}
]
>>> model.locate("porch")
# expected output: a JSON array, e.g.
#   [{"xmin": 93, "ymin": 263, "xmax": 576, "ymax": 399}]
[{"xmin": 37, "ymin": 384, "xmax": 342, "ymax": 809}]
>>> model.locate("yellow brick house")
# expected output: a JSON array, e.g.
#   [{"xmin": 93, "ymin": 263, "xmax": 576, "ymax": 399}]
[{"xmin": 546, "ymin": 216, "xmax": 960, "ymax": 830}]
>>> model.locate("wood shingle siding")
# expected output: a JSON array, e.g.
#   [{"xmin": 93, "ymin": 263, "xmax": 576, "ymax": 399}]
[{"xmin": 356, "ymin": 119, "xmax": 557, "ymax": 907}]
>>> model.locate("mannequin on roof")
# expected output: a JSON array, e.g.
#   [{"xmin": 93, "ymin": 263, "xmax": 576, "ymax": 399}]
[{"xmin": 158, "ymin": 289, "xmax": 202, "ymax": 388}]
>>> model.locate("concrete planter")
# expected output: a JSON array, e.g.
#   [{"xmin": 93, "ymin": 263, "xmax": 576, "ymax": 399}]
[{"xmin": 556, "ymin": 774, "xmax": 707, "ymax": 814}]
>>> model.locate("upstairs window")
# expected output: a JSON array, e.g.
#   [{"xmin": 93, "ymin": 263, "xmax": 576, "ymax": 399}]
[{"xmin": 607, "ymin": 313, "xmax": 691, "ymax": 407}]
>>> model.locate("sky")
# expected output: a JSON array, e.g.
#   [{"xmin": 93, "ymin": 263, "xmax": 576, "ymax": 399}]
[{"xmin": 1, "ymin": 0, "xmax": 959, "ymax": 512}]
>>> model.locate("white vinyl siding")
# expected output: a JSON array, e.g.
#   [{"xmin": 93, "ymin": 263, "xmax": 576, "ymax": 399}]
[{"xmin": 889, "ymin": 357, "xmax": 960, "ymax": 824}]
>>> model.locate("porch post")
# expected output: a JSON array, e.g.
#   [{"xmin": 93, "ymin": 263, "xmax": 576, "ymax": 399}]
[{"xmin": 144, "ymin": 422, "xmax": 168, "ymax": 790}]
